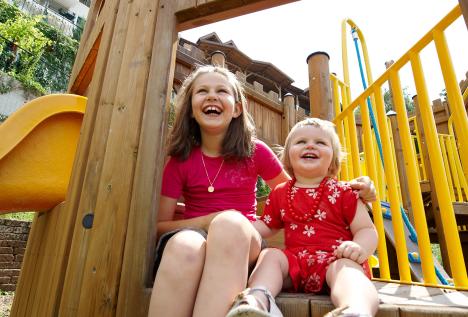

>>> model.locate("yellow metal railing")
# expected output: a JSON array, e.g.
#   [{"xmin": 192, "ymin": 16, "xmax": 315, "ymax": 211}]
[{"xmin": 334, "ymin": 4, "xmax": 468, "ymax": 289}]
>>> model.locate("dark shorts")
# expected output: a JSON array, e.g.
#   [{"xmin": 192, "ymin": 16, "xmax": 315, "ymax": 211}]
[{"xmin": 153, "ymin": 227, "xmax": 267, "ymax": 278}]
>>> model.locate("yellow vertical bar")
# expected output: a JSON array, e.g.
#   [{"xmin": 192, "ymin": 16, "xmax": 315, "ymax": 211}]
[
  {"xmin": 345, "ymin": 87, "xmax": 361, "ymax": 178},
  {"xmin": 368, "ymin": 86, "xmax": 410, "ymax": 282},
  {"xmin": 446, "ymin": 136, "xmax": 462, "ymax": 201},
  {"xmin": 340, "ymin": 83, "xmax": 353, "ymax": 178},
  {"xmin": 388, "ymin": 71, "xmax": 437, "ymax": 284},
  {"xmin": 359, "ymin": 97, "xmax": 391, "ymax": 280},
  {"xmin": 433, "ymin": 29, "xmax": 468, "ymax": 181},
  {"xmin": 332, "ymin": 77, "xmax": 348, "ymax": 181},
  {"xmin": 439, "ymin": 135, "xmax": 455, "ymax": 201},
  {"xmin": 410, "ymin": 52, "xmax": 468, "ymax": 287},
  {"xmin": 386, "ymin": 118, "xmax": 403, "ymax": 203},
  {"xmin": 449, "ymin": 118, "xmax": 468, "ymax": 200}
]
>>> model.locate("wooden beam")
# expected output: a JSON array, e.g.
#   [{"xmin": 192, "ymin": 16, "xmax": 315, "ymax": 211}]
[
  {"xmin": 176, "ymin": 0, "xmax": 298, "ymax": 31},
  {"xmin": 116, "ymin": 0, "xmax": 179, "ymax": 314},
  {"xmin": 59, "ymin": 0, "xmax": 160, "ymax": 314}
]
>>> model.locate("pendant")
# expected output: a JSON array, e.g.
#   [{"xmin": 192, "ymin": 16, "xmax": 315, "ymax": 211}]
[{"xmin": 208, "ymin": 186, "xmax": 214, "ymax": 193}]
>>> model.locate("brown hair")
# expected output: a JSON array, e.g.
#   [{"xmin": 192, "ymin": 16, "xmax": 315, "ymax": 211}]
[
  {"xmin": 167, "ymin": 65, "xmax": 255, "ymax": 161},
  {"xmin": 281, "ymin": 118, "xmax": 343, "ymax": 178}
]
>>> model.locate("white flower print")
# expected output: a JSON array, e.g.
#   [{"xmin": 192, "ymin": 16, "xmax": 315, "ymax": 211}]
[
  {"xmin": 307, "ymin": 255, "xmax": 315, "ymax": 266},
  {"xmin": 328, "ymin": 188, "xmax": 340, "ymax": 204},
  {"xmin": 298, "ymin": 250, "xmax": 309, "ymax": 258},
  {"xmin": 316, "ymin": 250, "xmax": 328, "ymax": 263},
  {"xmin": 263, "ymin": 214, "xmax": 272, "ymax": 224},
  {"xmin": 314, "ymin": 209, "xmax": 326, "ymax": 221},
  {"xmin": 290, "ymin": 223, "xmax": 298, "ymax": 230},
  {"xmin": 265, "ymin": 198, "xmax": 270, "ymax": 205},
  {"xmin": 340, "ymin": 182, "xmax": 351, "ymax": 191},
  {"xmin": 303, "ymin": 225, "xmax": 315, "ymax": 237},
  {"xmin": 280, "ymin": 209, "xmax": 285, "ymax": 219},
  {"xmin": 291, "ymin": 186, "xmax": 299, "ymax": 195},
  {"xmin": 304, "ymin": 273, "xmax": 321, "ymax": 292},
  {"xmin": 306, "ymin": 188, "xmax": 318, "ymax": 199}
]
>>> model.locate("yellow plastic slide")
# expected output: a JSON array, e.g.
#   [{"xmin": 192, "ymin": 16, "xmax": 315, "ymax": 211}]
[{"xmin": 0, "ymin": 94, "xmax": 86, "ymax": 212}]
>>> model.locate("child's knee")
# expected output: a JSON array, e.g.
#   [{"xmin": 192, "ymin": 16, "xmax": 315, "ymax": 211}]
[
  {"xmin": 164, "ymin": 231, "xmax": 206, "ymax": 267},
  {"xmin": 209, "ymin": 210, "xmax": 252, "ymax": 239}
]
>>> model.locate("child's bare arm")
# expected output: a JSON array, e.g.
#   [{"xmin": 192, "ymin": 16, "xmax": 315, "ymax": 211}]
[
  {"xmin": 334, "ymin": 199, "xmax": 378, "ymax": 264},
  {"xmin": 264, "ymin": 170, "xmax": 290, "ymax": 189},
  {"xmin": 156, "ymin": 195, "xmax": 221, "ymax": 235},
  {"xmin": 252, "ymin": 219, "xmax": 278, "ymax": 238}
]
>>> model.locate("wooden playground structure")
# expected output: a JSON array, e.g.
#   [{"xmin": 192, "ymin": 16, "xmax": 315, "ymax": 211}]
[{"xmin": 0, "ymin": 0, "xmax": 468, "ymax": 316}]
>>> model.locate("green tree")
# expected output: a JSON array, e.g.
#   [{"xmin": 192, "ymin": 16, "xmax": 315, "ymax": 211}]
[
  {"xmin": 383, "ymin": 86, "xmax": 414, "ymax": 113},
  {"xmin": 0, "ymin": 14, "xmax": 51, "ymax": 92}
]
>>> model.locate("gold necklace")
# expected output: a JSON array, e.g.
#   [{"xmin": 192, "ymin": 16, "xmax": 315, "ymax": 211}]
[{"xmin": 201, "ymin": 153, "xmax": 224, "ymax": 193}]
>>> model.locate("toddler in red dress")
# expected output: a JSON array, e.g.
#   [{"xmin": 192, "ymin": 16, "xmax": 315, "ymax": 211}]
[{"xmin": 226, "ymin": 118, "xmax": 379, "ymax": 317}]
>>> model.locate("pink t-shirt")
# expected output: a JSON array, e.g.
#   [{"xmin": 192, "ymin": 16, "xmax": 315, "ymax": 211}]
[{"xmin": 161, "ymin": 139, "xmax": 283, "ymax": 221}]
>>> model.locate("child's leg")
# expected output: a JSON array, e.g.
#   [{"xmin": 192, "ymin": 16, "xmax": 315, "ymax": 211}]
[
  {"xmin": 192, "ymin": 211, "xmax": 263, "ymax": 317},
  {"xmin": 247, "ymin": 248, "xmax": 289, "ymax": 309},
  {"xmin": 326, "ymin": 258, "xmax": 379, "ymax": 316},
  {"xmin": 148, "ymin": 230, "xmax": 206, "ymax": 317}
]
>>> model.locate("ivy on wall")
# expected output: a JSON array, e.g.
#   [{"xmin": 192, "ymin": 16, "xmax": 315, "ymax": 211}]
[{"xmin": 0, "ymin": 0, "xmax": 80, "ymax": 94}]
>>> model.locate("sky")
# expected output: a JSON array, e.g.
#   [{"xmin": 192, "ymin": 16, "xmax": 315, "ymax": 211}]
[{"xmin": 180, "ymin": 0, "xmax": 467, "ymax": 101}]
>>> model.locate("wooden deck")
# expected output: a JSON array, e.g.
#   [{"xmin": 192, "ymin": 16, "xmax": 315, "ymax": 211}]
[{"xmin": 276, "ymin": 281, "xmax": 468, "ymax": 316}]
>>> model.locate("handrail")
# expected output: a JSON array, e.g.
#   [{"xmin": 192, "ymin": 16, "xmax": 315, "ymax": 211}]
[{"xmin": 335, "ymin": 4, "xmax": 467, "ymax": 288}]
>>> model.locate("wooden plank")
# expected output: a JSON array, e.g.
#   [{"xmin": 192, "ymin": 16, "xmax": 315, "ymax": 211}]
[
  {"xmin": 63, "ymin": 0, "xmax": 164, "ymax": 315},
  {"xmin": 453, "ymin": 202, "xmax": 468, "ymax": 216},
  {"xmin": 399, "ymin": 305, "xmax": 468, "ymax": 316},
  {"xmin": 276, "ymin": 293, "xmax": 310, "ymax": 317},
  {"xmin": 116, "ymin": 0, "xmax": 179, "ymax": 315},
  {"xmin": 176, "ymin": 0, "xmax": 298, "ymax": 31},
  {"xmin": 68, "ymin": 0, "xmax": 112, "ymax": 91},
  {"xmin": 70, "ymin": 32, "xmax": 101, "ymax": 95},
  {"xmin": 58, "ymin": 0, "xmax": 140, "ymax": 314}
]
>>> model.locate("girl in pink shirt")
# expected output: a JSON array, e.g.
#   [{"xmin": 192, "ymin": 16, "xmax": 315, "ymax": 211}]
[{"xmin": 148, "ymin": 66, "xmax": 376, "ymax": 317}]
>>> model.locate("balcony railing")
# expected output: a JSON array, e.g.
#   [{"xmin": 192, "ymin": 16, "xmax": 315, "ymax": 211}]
[{"xmin": 8, "ymin": 0, "xmax": 83, "ymax": 37}]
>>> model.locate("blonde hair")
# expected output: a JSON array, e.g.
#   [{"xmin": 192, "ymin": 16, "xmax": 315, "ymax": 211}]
[
  {"xmin": 168, "ymin": 65, "xmax": 256, "ymax": 161},
  {"xmin": 281, "ymin": 118, "xmax": 343, "ymax": 178}
]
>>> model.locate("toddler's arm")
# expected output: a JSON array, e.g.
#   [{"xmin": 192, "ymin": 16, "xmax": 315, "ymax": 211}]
[{"xmin": 334, "ymin": 199, "xmax": 378, "ymax": 264}]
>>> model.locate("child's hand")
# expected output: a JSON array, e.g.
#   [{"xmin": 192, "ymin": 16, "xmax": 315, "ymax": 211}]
[
  {"xmin": 349, "ymin": 176, "xmax": 376, "ymax": 203},
  {"xmin": 334, "ymin": 240, "xmax": 368, "ymax": 264}
]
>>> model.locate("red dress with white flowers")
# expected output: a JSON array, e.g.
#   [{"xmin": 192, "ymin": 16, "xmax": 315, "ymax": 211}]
[{"xmin": 261, "ymin": 177, "xmax": 371, "ymax": 293}]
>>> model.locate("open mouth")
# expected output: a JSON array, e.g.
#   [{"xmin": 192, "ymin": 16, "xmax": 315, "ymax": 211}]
[
  {"xmin": 301, "ymin": 153, "xmax": 318, "ymax": 159},
  {"xmin": 203, "ymin": 106, "xmax": 222, "ymax": 115}
]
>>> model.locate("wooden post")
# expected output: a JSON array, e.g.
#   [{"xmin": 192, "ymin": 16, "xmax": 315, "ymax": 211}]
[
  {"xmin": 388, "ymin": 111, "xmax": 413, "ymax": 221},
  {"xmin": 460, "ymin": 0, "xmax": 468, "ymax": 30},
  {"xmin": 282, "ymin": 93, "xmax": 295, "ymax": 143},
  {"xmin": 385, "ymin": 60, "xmax": 413, "ymax": 221},
  {"xmin": 210, "ymin": 50, "xmax": 226, "ymax": 67},
  {"xmin": 306, "ymin": 51, "xmax": 334, "ymax": 120},
  {"xmin": 414, "ymin": 96, "xmax": 451, "ymax": 275}
]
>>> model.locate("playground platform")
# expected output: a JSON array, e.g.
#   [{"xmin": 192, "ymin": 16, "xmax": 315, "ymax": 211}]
[{"xmin": 277, "ymin": 281, "xmax": 468, "ymax": 316}]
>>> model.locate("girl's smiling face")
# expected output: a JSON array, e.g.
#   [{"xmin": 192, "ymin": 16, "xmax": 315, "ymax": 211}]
[
  {"xmin": 191, "ymin": 72, "xmax": 242, "ymax": 136},
  {"xmin": 288, "ymin": 125, "xmax": 334, "ymax": 184}
]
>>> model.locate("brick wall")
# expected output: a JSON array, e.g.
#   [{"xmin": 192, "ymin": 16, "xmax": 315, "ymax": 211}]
[{"xmin": 0, "ymin": 219, "xmax": 31, "ymax": 291}]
